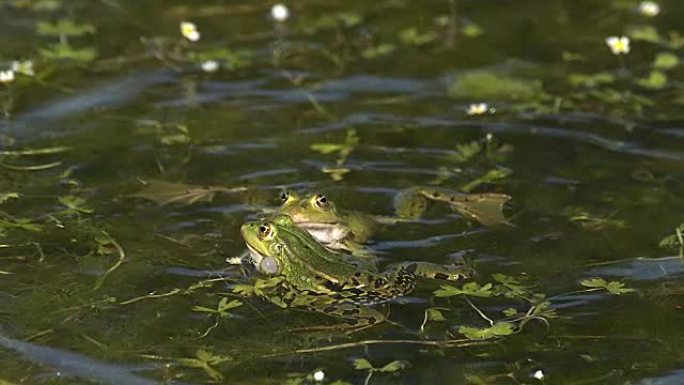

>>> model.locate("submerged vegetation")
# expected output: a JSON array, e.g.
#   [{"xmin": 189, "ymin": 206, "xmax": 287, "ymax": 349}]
[{"xmin": 0, "ymin": 0, "xmax": 683, "ymax": 384}]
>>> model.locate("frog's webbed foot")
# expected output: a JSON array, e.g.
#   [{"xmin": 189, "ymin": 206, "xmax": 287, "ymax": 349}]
[
  {"xmin": 446, "ymin": 193, "xmax": 513, "ymax": 228},
  {"xmin": 394, "ymin": 186, "xmax": 513, "ymax": 228}
]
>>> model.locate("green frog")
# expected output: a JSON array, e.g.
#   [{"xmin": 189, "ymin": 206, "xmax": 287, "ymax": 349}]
[
  {"xmin": 276, "ymin": 191, "xmax": 377, "ymax": 256},
  {"xmin": 275, "ymin": 188, "xmax": 511, "ymax": 254},
  {"xmin": 240, "ymin": 214, "xmax": 471, "ymax": 327}
]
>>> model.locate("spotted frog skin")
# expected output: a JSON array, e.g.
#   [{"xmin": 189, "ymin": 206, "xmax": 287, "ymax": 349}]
[{"xmin": 240, "ymin": 214, "xmax": 471, "ymax": 327}]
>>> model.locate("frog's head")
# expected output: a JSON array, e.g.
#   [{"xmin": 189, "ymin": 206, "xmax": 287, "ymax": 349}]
[
  {"xmin": 278, "ymin": 190, "xmax": 302, "ymax": 210},
  {"xmin": 240, "ymin": 214, "xmax": 300, "ymax": 276},
  {"xmin": 279, "ymin": 192, "xmax": 342, "ymax": 224}
]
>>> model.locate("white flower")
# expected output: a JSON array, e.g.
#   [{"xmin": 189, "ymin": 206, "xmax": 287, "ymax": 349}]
[
  {"xmin": 0, "ymin": 70, "xmax": 15, "ymax": 83},
  {"xmin": 180, "ymin": 21, "xmax": 200, "ymax": 42},
  {"xmin": 201, "ymin": 60, "xmax": 219, "ymax": 73},
  {"xmin": 270, "ymin": 4, "xmax": 290, "ymax": 22},
  {"xmin": 11, "ymin": 60, "xmax": 34, "ymax": 76},
  {"xmin": 313, "ymin": 370, "xmax": 325, "ymax": 382},
  {"xmin": 532, "ymin": 369, "xmax": 545, "ymax": 380},
  {"xmin": 606, "ymin": 36, "xmax": 630, "ymax": 55},
  {"xmin": 225, "ymin": 256, "xmax": 243, "ymax": 265},
  {"xmin": 466, "ymin": 103, "xmax": 490, "ymax": 116},
  {"xmin": 638, "ymin": 1, "xmax": 660, "ymax": 17}
]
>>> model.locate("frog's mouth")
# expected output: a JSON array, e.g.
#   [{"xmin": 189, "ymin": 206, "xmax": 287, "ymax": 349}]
[
  {"xmin": 244, "ymin": 242, "xmax": 265, "ymax": 266},
  {"xmin": 297, "ymin": 222, "xmax": 350, "ymax": 244}
]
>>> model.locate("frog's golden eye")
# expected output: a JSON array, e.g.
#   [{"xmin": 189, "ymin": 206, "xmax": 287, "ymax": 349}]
[
  {"xmin": 315, "ymin": 194, "xmax": 328, "ymax": 208},
  {"xmin": 258, "ymin": 223, "xmax": 273, "ymax": 239}
]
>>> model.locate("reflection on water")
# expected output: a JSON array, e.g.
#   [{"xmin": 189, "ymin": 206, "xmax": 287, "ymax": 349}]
[{"xmin": 0, "ymin": 0, "xmax": 683, "ymax": 384}]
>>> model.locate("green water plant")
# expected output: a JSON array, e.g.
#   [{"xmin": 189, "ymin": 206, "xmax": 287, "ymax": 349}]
[
  {"xmin": 659, "ymin": 223, "xmax": 684, "ymax": 257},
  {"xmin": 353, "ymin": 358, "xmax": 409, "ymax": 385}
]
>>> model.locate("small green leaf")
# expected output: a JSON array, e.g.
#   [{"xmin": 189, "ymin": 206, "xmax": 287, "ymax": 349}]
[
  {"xmin": 361, "ymin": 44, "xmax": 396, "ymax": 59},
  {"xmin": 628, "ymin": 25, "xmax": 661, "ymax": 43},
  {"xmin": 637, "ymin": 71, "xmax": 667, "ymax": 90},
  {"xmin": 217, "ymin": 298, "xmax": 242, "ymax": 313},
  {"xmin": 460, "ymin": 168, "xmax": 512, "ymax": 193},
  {"xmin": 427, "ymin": 308, "xmax": 446, "ymax": 321},
  {"xmin": 489, "ymin": 322, "xmax": 514, "ymax": 336},
  {"xmin": 434, "ymin": 282, "xmax": 493, "ymax": 298},
  {"xmin": 653, "ymin": 52, "xmax": 679, "ymax": 70},
  {"xmin": 434, "ymin": 285, "xmax": 461, "ymax": 297},
  {"xmin": 462, "ymin": 282, "xmax": 493, "ymax": 297},
  {"xmin": 353, "ymin": 358, "xmax": 373, "ymax": 370},
  {"xmin": 568, "ymin": 72, "xmax": 615, "ymax": 88},
  {"xmin": 310, "ymin": 143, "xmax": 346, "ymax": 154},
  {"xmin": 462, "ymin": 23, "xmax": 484, "ymax": 37},
  {"xmin": 581, "ymin": 278, "xmax": 634, "ymax": 295},
  {"xmin": 459, "ymin": 322, "xmax": 514, "ymax": 340},
  {"xmin": 458, "ymin": 326, "xmax": 491, "ymax": 340},
  {"xmin": 450, "ymin": 141, "xmax": 482, "ymax": 162},
  {"xmin": 0, "ymin": 193, "xmax": 19, "ymax": 204},
  {"xmin": 379, "ymin": 360, "xmax": 409, "ymax": 373},
  {"xmin": 605, "ymin": 281, "xmax": 635, "ymax": 295},
  {"xmin": 232, "ymin": 284, "xmax": 255, "ymax": 296},
  {"xmin": 36, "ymin": 19, "xmax": 95, "ymax": 37},
  {"xmin": 39, "ymin": 42, "xmax": 97, "ymax": 62},
  {"xmin": 580, "ymin": 278, "xmax": 608, "ymax": 288},
  {"xmin": 399, "ymin": 28, "xmax": 438, "ymax": 46},
  {"xmin": 502, "ymin": 308, "xmax": 518, "ymax": 317}
]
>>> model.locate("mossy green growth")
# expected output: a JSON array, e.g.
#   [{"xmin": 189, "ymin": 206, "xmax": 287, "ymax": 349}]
[{"xmin": 448, "ymin": 71, "xmax": 546, "ymax": 101}]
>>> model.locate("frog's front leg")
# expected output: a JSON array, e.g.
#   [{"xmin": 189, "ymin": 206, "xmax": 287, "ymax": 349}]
[{"xmin": 342, "ymin": 240, "xmax": 378, "ymax": 262}]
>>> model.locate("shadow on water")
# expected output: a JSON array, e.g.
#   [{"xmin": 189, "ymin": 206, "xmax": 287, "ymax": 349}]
[
  {"xmin": 1, "ymin": 70, "xmax": 175, "ymax": 139},
  {"xmin": 0, "ymin": 329, "xmax": 187, "ymax": 385}
]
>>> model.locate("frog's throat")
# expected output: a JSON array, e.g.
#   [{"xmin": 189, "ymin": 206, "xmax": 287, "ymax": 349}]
[
  {"xmin": 244, "ymin": 243, "xmax": 265, "ymax": 266},
  {"xmin": 297, "ymin": 222, "xmax": 350, "ymax": 244}
]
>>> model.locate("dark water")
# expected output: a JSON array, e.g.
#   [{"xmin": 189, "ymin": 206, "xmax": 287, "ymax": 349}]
[{"xmin": 0, "ymin": 0, "xmax": 683, "ymax": 384}]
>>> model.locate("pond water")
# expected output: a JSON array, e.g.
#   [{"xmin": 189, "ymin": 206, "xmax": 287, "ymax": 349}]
[{"xmin": 0, "ymin": 0, "xmax": 683, "ymax": 384}]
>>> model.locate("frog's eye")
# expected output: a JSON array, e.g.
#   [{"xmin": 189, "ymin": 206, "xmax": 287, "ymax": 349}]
[
  {"xmin": 259, "ymin": 256, "xmax": 280, "ymax": 275},
  {"xmin": 258, "ymin": 223, "xmax": 273, "ymax": 239},
  {"xmin": 314, "ymin": 194, "xmax": 328, "ymax": 208},
  {"xmin": 280, "ymin": 192, "xmax": 290, "ymax": 203}
]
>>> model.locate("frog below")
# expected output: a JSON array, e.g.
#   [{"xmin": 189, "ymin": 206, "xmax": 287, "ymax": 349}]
[{"xmin": 240, "ymin": 214, "xmax": 471, "ymax": 328}]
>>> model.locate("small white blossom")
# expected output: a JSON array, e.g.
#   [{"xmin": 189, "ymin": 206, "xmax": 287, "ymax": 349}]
[
  {"xmin": 313, "ymin": 370, "xmax": 325, "ymax": 382},
  {"xmin": 466, "ymin": 103, "xmax": 490, "ymax": 116},
  {"xmin": 201, "ymin": 60, "xmax": 219, "ymax": 73},
  {"xmin": 638, "ymin": 1, "xmax": 660, "ymax": 17},
  {"xmin": 11, "ymin": 60, "xmax": 34, "ymax": 76},
  {"xmin": 270, "ymin": 4, "xmax": 290, "ymax": 22},
  {"xmin": 225, "ymin": 256, "xmax": 243, "ymax": 265},
  {"xmin": 532, "ymin": 369, "xmax": 545, "ymax": 380},
  {"xmin": 180, "ymin": 21, "xmax": 200, "ymax": 42},
  {"xmin": 606, "ymin": 36, "xmax": 630, "ymax": 55},
  {"xmin": 0, "ymin": 70, "xmax": 15, "ymax": 83}
]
